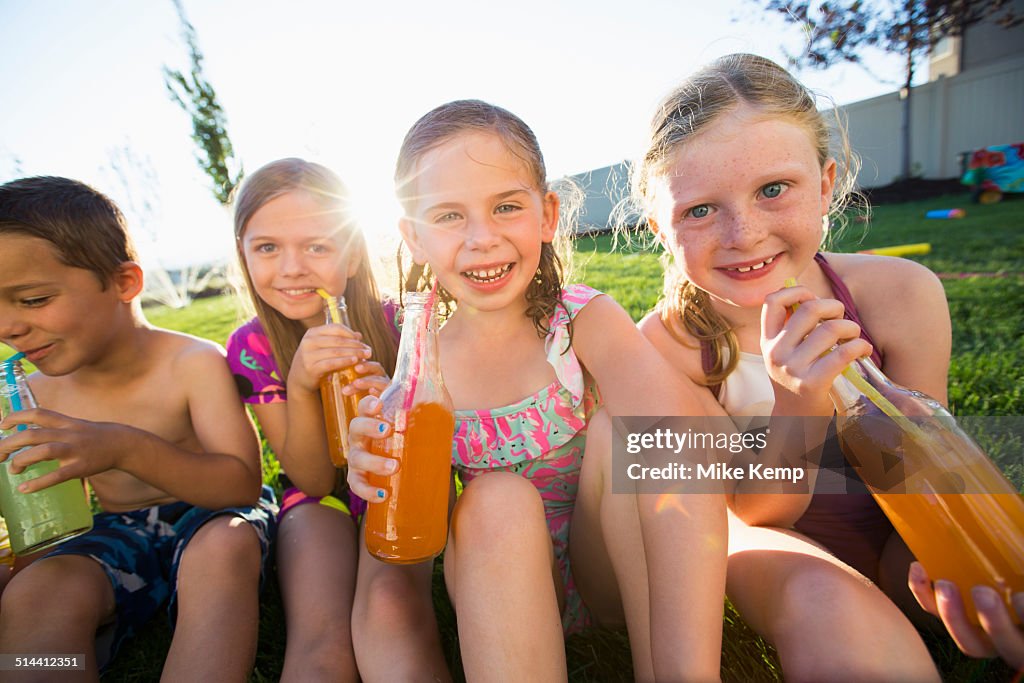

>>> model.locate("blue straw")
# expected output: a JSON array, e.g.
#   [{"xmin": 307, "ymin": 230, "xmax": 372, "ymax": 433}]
[{"xmin": 4, "ymin": 352, "xmax": 26, "ymax": 427}]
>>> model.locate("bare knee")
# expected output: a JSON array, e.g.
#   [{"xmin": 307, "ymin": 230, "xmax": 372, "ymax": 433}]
[
  {"xmin": 773, "ymin": 561, "xmax": 935, "ymax": 682},
  {"xmin": 452, "ymin": 472, "xmax": 546, "ymax": 551},
  {"xmin": 770, "ymin": 559, "xmax": 869, "ymax": 639},
  {"xmin": 1, "ymin": 556, "xmax": 112, "ymax": 634},
  {"xmin": 355, "ymin": 566, "xmax": 434, "ymax": 634},
  {"xmin": 179, "ymin": 516, "xmax": 261, "ymax": 582}
]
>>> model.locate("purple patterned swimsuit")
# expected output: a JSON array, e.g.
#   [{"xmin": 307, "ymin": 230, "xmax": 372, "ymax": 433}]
[{"xmin": 226, "ymin": 301, "xmax": 399, "ymax": 521}]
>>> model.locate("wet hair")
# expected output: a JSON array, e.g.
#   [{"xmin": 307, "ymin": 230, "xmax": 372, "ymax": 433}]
[
  {"xmin": 232, "ymin": 158, "xmax": 397, "ymax": 380},
  {"xmin": 0, "ymin": 176, "xmax": 138, "ymax": 287},
  {"xmin": 633, "ymin": 53, "xmax": 861, "ymax": 389},
  {"xmin": 394, "ymin": 99, "xmax": 576, "ymax": 339}
]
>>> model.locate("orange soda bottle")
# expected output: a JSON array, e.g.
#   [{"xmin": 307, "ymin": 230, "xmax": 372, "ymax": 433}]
[
  {"xmin": 829, "ymin": 357, "xmax": 1024, "ymax": 624},
  {"xmin": 365, "ymin": 292, "xmax": 454, "ymax": 564},
  {"xmin": 318, "ymin": 294, "xmax": 369, "ymax": 467}
]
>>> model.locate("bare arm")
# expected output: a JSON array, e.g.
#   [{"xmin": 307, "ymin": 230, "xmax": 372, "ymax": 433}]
[
  {"xmin": 574, "ymin": 295, "xmax": 727, "ymax": 680},
  {"xmin": 733, "ymin": 285, "xmax": 874, "ymax": 526},
  {"xmin": 277, "ymin": 323, "xmax": 387, "ymax": 498},
  {"xmin": 572, "ymin": 295, "xmax": 704, "ymax": 418},
  {"xmin": 1, "ymin": 344, "xmax": 262, "ymax": 509},
  {"xmin": 851, "ymin": 256, "xmax": 950, "ymax": 404}
]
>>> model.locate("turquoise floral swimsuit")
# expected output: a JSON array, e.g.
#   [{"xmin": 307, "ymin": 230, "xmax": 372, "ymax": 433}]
[{"xmin": 452, "ymin": 284, "xmax": 601, "ymax": 634}]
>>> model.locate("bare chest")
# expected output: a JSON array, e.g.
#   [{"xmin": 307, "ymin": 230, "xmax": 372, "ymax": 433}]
[
  {"xmin": 34, "ymin": 376, "xmax": 196, "ymax": 448},
  {"xmin": 442, "ymin": 337, "xmax": 556, "ymax": 411}
]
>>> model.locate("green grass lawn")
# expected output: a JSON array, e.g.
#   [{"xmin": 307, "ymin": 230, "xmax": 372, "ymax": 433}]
[{"xmin": 107, "ymin": 192, "xmax": 1021, "ymax": 681}]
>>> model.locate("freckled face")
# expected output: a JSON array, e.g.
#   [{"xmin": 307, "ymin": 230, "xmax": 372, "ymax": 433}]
[{"xmin": 652, "ymin": 106, "xmax": 835, "ymax": 311}]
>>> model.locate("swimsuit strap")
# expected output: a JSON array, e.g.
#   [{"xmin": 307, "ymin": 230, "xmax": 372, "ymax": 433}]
[{"xmin": 814, "ymin": 253, "xmax": 883, "ymax": 366}]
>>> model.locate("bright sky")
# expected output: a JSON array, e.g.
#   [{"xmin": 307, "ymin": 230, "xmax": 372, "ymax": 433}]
[{"xmin": 0, "ymin": 0, "xmax": 918, "ymax": 274}]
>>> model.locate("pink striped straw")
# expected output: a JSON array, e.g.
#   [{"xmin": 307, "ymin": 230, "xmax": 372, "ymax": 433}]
[{"xmin": 401, "ymin": 281, "xmax": 439, "ymax": 417}]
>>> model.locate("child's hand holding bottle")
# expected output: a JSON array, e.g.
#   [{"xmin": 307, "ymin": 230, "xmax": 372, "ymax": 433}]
[
  {"xmin": 289, "ymin": 323, "xmax": 391, "ymax": 469},
  {"xmin": 288, "ymin": 323, "xmax": 377, "ymax": 396},
  {"xmin": 760, "ymin": 284, "xmax": 873, "ymax": 416},
  {"xmin": 345, "ymin": 395, "xmax": 397, "ymax": 503},
  {"xmin": 910, "ymin": 562, "xmax": 1024, "ymax": 668}
]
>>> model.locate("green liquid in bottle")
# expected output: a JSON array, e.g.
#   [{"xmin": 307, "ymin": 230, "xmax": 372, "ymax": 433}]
[{"xmin": 0, "ymin": 450, "xmax": 93, "ymax": 556}]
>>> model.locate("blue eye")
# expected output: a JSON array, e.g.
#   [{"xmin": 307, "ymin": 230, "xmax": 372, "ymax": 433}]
[
  {"xmin": 495, "ymin": 203, "xmax": 521, "ymax": 214},
  {"xmin": 308, "ymin": 243, "xmax": 330, "ymax": 255},
  {"xmin": 254, "ymin": 243, "xmax": 276, "ymax": 254},
  {"xmin": 688, "ymin": 205, "xmax": 710, "ymax": 219},
  {"xmin": 435, "ymin": 212, "xmax": 461, "ymax": 223},
  {"xmin": 762, "ymin": 182, "xmax": 787, "ymax": 199}
]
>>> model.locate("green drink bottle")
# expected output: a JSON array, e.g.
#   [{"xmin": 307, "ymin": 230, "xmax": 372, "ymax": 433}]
[{"xmin": 0, "ymin": 355, "xmax": 93, "ymax": 556}]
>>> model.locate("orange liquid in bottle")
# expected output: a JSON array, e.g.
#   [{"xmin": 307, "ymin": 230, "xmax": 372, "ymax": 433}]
[
  {"xmin": 839, "ymin": 408, "xmax": 1024, "ymax": 624},
  {"xmin": 320, "ymin": 367, "xmax": 368, "ymax": 467},
  {"xmin": 365, "ymin": 401, "xmax": 454, "ymax": 564}
]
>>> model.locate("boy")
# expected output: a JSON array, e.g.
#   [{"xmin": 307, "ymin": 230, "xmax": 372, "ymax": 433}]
[{"xmin": 0, "ymin": 176, "xmax": 276, "ymax": 681}]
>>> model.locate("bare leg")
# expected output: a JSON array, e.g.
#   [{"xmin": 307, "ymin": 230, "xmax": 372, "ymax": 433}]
[
  {"xmin": 163, "ymin": 516, "xmax": 262, "ymax": 683},
  {"xmin": 276, "ymin": 503, "xmax": 359, "ymax": 682},
  {"xmin": 445, "ymin": 472, "xmax": 565, "ymax": 683},
  {"xmin": 574, "ymin": 410, "xmax": 728, "ymax": 682},
  {"xmin": 571, "ymin": 410, "xmax": 648, "ymax": 679},
  {"xmin": 727, "ymin": 514, "xmax": 940, "ymax": 683},
  {"xmin": 352, "ymin": 524, "xmax": 450, "ymax": 683},
  {"xmin": 0, "ymin": 554, "xmax": 115, "ymax": 682}
]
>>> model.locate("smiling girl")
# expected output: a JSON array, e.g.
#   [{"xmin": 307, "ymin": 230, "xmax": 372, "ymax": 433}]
[
  {"xmin": 635, "ymin": 54, "xmax": 943, "ymax": 680},
  {"xmin": 227, "ymin": 159, "xmax": 447, "ymax": 682},
  {"xmin": 346, "ymin": 100, "xmax": 727, "ymax": 681}
]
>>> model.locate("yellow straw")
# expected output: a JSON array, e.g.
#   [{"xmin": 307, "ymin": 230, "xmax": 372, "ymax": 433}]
[
  {"xmin": 782, "ymin": 279, "xmax": 927, "ymax": 438},
  {"xmin": 316, "ymin": 288, "xmax": 341, "ymax": 324}
]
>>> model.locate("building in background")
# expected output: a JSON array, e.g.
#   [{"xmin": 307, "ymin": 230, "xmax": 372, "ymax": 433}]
[
  {"xmin": 839, "ymin": 0, "xmax": 1024, "ymax": 188},
  {"xmin": 563, "ymin": 161, "xmax": 638, "ymax": 234}
]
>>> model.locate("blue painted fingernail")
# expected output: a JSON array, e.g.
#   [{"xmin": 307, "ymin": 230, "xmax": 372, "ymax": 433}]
[
  {"xmin": 376, "ymin": 489, "xmax": 385, "ymax": 499},
  {"xmin": 378, "ymin": 423, "xmax": 387, "ymax": 433}
]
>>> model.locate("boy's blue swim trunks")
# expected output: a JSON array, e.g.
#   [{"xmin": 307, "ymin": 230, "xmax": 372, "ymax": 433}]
[{"xmin": 44, "ymin": 485, "xmax": 278, "ymax": 668}]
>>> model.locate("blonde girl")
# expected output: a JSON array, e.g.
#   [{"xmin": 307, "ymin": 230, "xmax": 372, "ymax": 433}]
[
  {"xmin": 228, "ymin": 159, "xmax": 448, "ymax": 681},
  {"xmin": 634, "ymin": 54, "xmax": 943, "ymax": 681}
]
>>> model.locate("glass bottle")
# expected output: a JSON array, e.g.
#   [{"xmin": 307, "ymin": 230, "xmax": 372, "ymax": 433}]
[
  {"xmin": 0, "ymin": 357, "xmax": 93, "ymax": 556},
  {"xmin": 319, "ymin": 295, "xmax": 369, "ymax": 467},
  {"xmin": 830, "ymin": 357, "xmax": 1024, "ymax": 624},
  {"xmin": 365, "ymin": 292, "xmax": 454, "ymax": 564}
]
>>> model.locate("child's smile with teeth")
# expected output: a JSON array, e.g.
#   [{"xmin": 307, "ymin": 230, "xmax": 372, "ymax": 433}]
[
  {"xmin": 463, "ymin": 263, "xmax": 513, "ymax": 283},
  {"xmin": 724, "ymin": 255, "xmax": 776, "ymax": 273}
]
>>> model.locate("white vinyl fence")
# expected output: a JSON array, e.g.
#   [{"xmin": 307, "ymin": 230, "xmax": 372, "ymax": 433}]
[{"xmin": 838, "ymin": 55, "xmax": 1024, "ymax": 188}]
